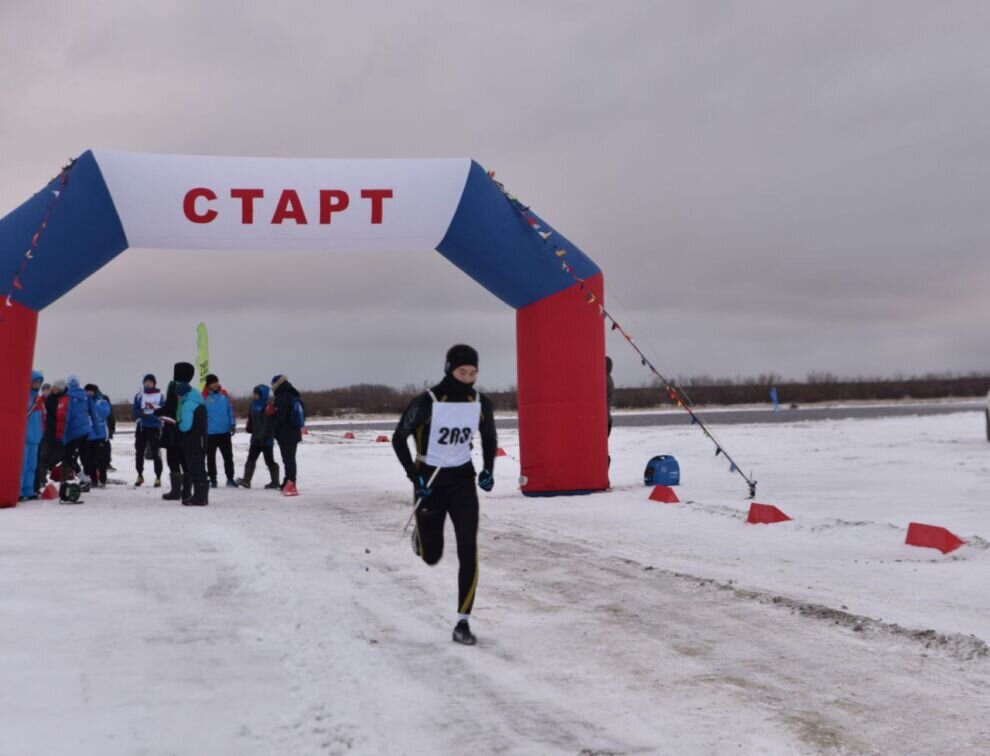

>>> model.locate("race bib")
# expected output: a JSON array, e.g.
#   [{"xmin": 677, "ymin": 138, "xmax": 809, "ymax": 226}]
[{"xmin": 425, "ymin": 397, "xmax": 481, "ymax": 468}]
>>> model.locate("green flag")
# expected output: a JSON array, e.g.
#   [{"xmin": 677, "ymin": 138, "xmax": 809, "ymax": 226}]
[{"xmin": 196, "ymin": 323, "xmax": 209, "ymax": 391}]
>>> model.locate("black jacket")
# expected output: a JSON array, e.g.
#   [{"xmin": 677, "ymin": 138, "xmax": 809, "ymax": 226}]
[
  {"xmin": 157, "ymin": 380, "xmax": 180, "ymax": 448},
  {"xmin": 272, "ymin": 380, "xmax": 302, "ymax": 444},
  {"xmin": 392, "ymin": 376, "xmax": 497, "ymax": 486},
  {"xmin": 44, "ymin": 392, "xmax": 61, "ymax": 443},
  {"xmin": 179, "ymin": 404, "xmax": 208, "ymax": 455}
]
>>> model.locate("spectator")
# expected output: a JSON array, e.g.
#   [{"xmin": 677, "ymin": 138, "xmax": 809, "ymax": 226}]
[
  {"xmin": 20, "ymin": 370, "xmax": 44, "ymax": 500},
  {"xmin": 202, "ymin": 373, "xmax": 238, "ymax": 488},
  {"xmin": 176, "ymin": 381, "xmax": 209, "ymax": 506},
  {"xmin": 133, "ymin": 373, "xmax": 165, "ymax": 487},
  {"xmin": 271, "ymin": 374, "xmax": 303, "ymax": 496},
  {"xmin": 236, "ymin": 384, "xmax": 280, "ymax": 489}
]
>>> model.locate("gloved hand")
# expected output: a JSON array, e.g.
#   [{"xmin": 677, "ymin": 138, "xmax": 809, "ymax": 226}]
[
  {"xmin": 478, "ymin": 469, "xmax": 494, "ymax": 492},
  {"xmin": 414, "ymin": 475, "xmax": 432, "ymax": 501}
]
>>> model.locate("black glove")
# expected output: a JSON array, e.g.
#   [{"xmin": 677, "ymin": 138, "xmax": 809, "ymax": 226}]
[{"xmin": 478, "ymin": 469, "xmax": 494, "ymax": 492}]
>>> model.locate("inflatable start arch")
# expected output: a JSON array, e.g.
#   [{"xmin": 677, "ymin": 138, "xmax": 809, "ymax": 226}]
[{"xmin": 0, "ymin": 151, "xmax": 608, "ymax": 507}]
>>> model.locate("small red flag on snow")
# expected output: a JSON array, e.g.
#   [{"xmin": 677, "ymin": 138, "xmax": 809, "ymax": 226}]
[
  {"xmin": 905, "ymin": 522, "xmax": 966, "ymax": 554},
  {"xmin": 495, "ymin": 447, "xmax": 507, "ymax": 458},
  {"xmin": 41, "ymin": 483, "xmax": 58, "ymax": 500},
  {"xmin": 375, "ymin": 435, "xmax": 389, "ymax": 443},
  {"xmin": 746, "ymin": 502, "xmax": 791, "ymax": 524},
  {"xmin": 648, "ymin": 485, "xmax": 679, "ymax": 504},
  {"xmin": 343, "ymin": 432, "xmax": 356, "ymax": 440}
]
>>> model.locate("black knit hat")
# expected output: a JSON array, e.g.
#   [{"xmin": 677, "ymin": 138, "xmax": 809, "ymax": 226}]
[
  {"xmin": 205, "ymin": 373, "xmax": 219, "ymax": 386},
  {"xmin": 445, "ymin": 344, "xmax": 478, "ymax": 374},
  {"xmin": 84, "ymin": 383, "xmax": 98, "ymax": 393},
  {"xmin": 143, "ymin": 373, "xmax": 156, "ymax": 385},
  {"xmin": 173, "ymin": 362, "xmax": 195, "ymax": 383}
]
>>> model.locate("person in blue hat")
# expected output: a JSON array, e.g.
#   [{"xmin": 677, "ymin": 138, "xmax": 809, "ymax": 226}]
[
  {"xmin": 236, "ymin": 384, "xmax": 280, "ymax": 489},
  {"xmin": 20, "ymin": 370, "xmax": 45, "ymax": 500},
  {"xmin": 63, "ymin": 375, "xmax": 94, "ymax": 489},
  {"xmin": 84, "ymin": 384, "xmax": 112, "ymax": 488}
]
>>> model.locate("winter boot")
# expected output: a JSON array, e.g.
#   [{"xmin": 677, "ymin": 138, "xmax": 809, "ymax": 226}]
[
  {"xmin": 209, "ymin": 478, "xmax": 218, "ymax": 489},
  {"xmin": 225, "ymin": 478, "xmax": 239, "ymax": 488},
  {"xmin": 452, "ymin": 620, "xmax": 477, "ymax": 646},
  {"xmin": 185, "ymin": 478, "xmax": 209, "ymax": 506},
  {"xmin": 162, "ymin": 473, "xmax": 182, "ymax": 501},
  {"xmin": 181, "ymin": 474, "xmax": 194, "ymax": 505},
  {"xmin": 135, "ymin": 474, "xmax": 144, "ymax": 487},
  {"xmin": 153, "ymin": 477, "xmax": 161, "ymax": 488},
  {"xmin": 236, "ymin": 460, "xmax": 256, "ymax": 489},
  {"xmin": 264, "ymin": 464, "xmax": 280, "ymax": 490},
  {"xmin": 282, "ymin": 481, "xmax": 299, "ymax": 497}
]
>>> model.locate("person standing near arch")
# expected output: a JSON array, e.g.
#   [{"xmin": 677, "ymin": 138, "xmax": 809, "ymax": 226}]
[
  {"xmin": 159, "ymin": 362, "xmax": 195, "ymax": 502},
  {"xmin": 391, "ymin": 344, "xmax": 497, "ymax": 646},
  {"xmin": 202, "ymin": 374, "xmax": 237, "ymax": 488},
  {"xmin": 20, "ymin": 370, "xmax": 44, "ymax": 501},
  {"xmin": 271, "ymin": 374, "xmax": 303, "ymax": 497},
  {"xmin": 133, "ymin": 373, "xmax": 165, "ymax": 488}
]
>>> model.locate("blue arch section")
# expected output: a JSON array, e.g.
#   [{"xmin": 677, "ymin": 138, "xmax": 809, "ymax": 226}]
[
  {"xmin": 436, "ymin": 161, "xmax": 600, "ymax": 310},
  {"xmin": 0, "ymin": 151, "xmax": 128, "ymax": 312}
]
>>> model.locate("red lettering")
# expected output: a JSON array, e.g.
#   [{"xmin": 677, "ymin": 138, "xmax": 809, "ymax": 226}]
[
  {"xmin": 319, "ymin": 190, "xmax": 350, "ymax": 224},
  {"xmin": 361, "ymin": 189, "xmax": 393, "ymax": 224},
  {"xmin": 271, "ymin": 189, "xmax": 308, "ymax": 225},
  {"xmin": 183, "ymin": 187, "xmax": 217, "ymax": 223},
  {"xmin": 230, "ymin": 188, "xmax": 264, "ymax": 224}
]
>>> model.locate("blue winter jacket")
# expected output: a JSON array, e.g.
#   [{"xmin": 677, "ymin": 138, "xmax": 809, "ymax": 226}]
[
  {"xmin": 204, "ymin": 388, "xmax": 235, "ymax": 435},
  {"xmin": 88, "ymin": 392, "xmax": 112, "ymax": 442},
  {"xmin": 179, "ymin": 389, "xmax": 206, "ymax": 432},
  {"xmin": 63, "ymin": 377, "xmax": 93, "ymax": 443},
  {"xmin": 25, "ymin": 370, "xmax": 44, "ymax": 445}
]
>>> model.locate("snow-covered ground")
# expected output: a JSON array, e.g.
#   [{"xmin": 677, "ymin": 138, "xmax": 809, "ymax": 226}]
[{"xmin": 1, "ymin": 411, "xmax": 988, "ymax": 755}]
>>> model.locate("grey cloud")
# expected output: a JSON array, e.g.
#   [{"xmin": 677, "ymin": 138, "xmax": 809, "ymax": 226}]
[{"xmin": 2, "ymin": 1, "xmax": 989, "ymax": 400}]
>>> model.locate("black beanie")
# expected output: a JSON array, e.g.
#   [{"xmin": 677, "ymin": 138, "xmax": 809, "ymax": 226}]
[
  {"xmin": 173, "ymin": 362, "xmax": 195, "ymax": 383},
  {"xmin": 445, "ymin": 344, "xmax": 478, "ymax": 374},
  {"xmin": 143, "ymin": 373, "xmax": 156, "ymax": 385},
  {"xmin": 205, "ymin": 373, "xmax": 219, "ymax": 386},
  {"xmin": 84, "ymin": 383, "xmax": 98, "ymax": 394}
]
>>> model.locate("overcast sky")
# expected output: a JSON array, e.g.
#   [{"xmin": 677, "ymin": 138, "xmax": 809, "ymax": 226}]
[{"xmin": 2, "ymin": 1, "xmax": 988, "ymax": 400}]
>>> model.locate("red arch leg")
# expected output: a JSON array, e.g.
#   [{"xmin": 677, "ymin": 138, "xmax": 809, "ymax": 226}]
[
  {"xmin": 516, "ymin": 273, "xmax": 608, "ymax": 495},
  {"xmin": 0, "ymin": 302, "xmax": 38, "ymax": 508}
]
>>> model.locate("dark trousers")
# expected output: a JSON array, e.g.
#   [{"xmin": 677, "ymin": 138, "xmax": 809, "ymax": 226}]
[
  {"xmin": 35, "ymin": 438, "xmax": 51, "ymax": 491},
  {"xmin": 163, "ymin": 426, "xmax": 185, "ymax": 475},
  {"xmin": 207, "ymin": 434, "xmax": 235, "ymax": 482},
  {"xmin": 414, "ymin": 475, "xmax": 480, "ymax": 615},
  {"xmin": 277, "ymin": 438, "xmax": 298, "ymax": 483},
  {"xmin": 166, "ymin": 443, "xmax": 184, "ymax": 475},
  {"xmin": 135, "ymin": 426, "xmax": 163, "ymax": 477},
  {"xmin": 89, "ymin": 440, "xmax": 111, "ymax": 484},
  {"xmin": 246, "ymin": 440, "xmax": 276, "ymax": 469},
  {"xmin": 65, "ymin": 437, "xmax": 89, "ymax": 479},
  {"xmin": 184, "ymin": 450, "xmax": 207, "ymax": 491}
]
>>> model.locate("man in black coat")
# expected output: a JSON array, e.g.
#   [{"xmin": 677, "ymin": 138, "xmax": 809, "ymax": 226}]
[
  {"xmin": 176, "ymin": 382, "xmax": 209, "ymax": 506},
  {"xmin": 159, "ymin": 362, "xmax": 195, "ymax": 501},
  {"xmin": 270, "ymin": 374, "xmax": 302, "ymax": 496}
]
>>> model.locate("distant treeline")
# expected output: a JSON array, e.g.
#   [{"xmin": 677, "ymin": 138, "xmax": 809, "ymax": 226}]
[
  {"xmin": 613, "ymin": 372, "xmax": 990, "ymax": 409},
  {"xmin": 112, "ymin": 372, "xmax": 990, "ymax": 420}
]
